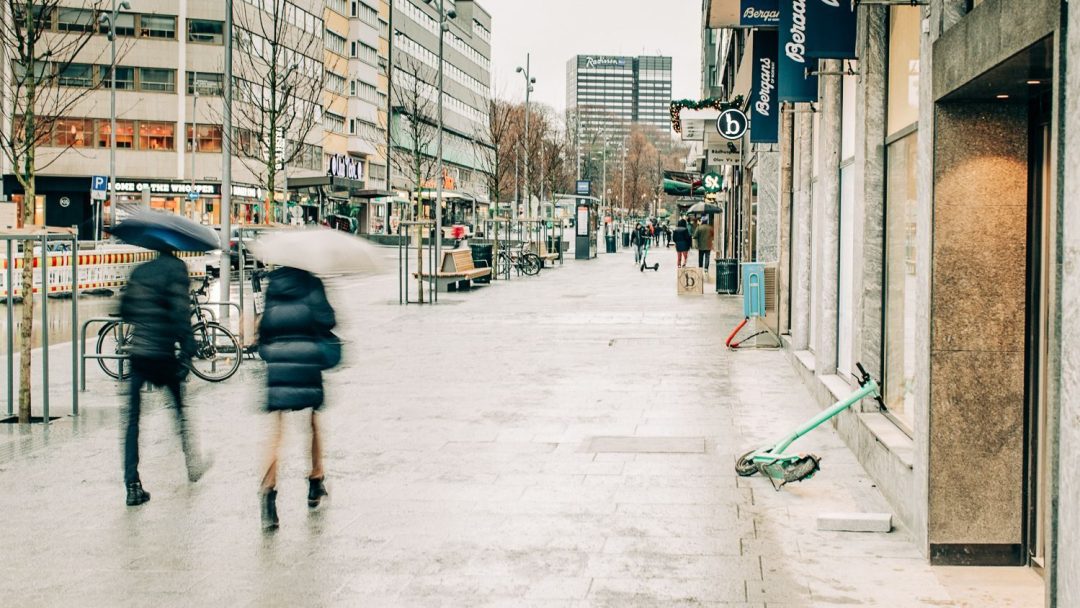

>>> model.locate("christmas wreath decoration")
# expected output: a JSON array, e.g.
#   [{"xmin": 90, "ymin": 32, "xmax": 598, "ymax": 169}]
[{"xmin": 669, "ymin": 96, "xmax": 744, "ymax": 133}]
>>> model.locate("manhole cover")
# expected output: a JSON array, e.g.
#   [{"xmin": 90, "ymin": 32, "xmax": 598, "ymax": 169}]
[{"xmin": 583, "ymin": 436, "xmax": 706, "ymax": 454}]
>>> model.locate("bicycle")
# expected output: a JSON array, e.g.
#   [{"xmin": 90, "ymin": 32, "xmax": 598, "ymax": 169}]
[
  {"xmin": 95, "ymin": 277, "xmax": 243, "ymax": 382},
  {"xmin": 496, "ymin": 243, "xmax": 541, "ymax": 277}
]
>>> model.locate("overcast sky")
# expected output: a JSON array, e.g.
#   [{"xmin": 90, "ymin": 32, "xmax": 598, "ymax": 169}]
[{"xmin": 485, "ymin": 0, "xmax": 703, "ymax": 113}]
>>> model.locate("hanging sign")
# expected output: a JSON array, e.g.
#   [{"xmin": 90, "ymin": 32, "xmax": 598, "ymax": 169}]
[
  {"xmin": 778, "ymin": 0, "xmax": 819, "ymax": 103},
  {"xmin": 750, "ymin": 29, "xmax": 780, "ymax": 144},
  {"xmin": 705, "ymin": 138, "xmax": 742, "ymax": 165},
  {"xmin": 707, "ymin": 0, "xmax": 780, "ymax": 28},
  {"xmin": 716, "ymin": 109, "xmax": 748, "ymax": 140},
  {"xmin": 681, "ymin": 119, "xmax": 707, "ymax": 141},
  {"xmin": 805, "ymin": 0, "xmax": 857, "ymax": 59}
]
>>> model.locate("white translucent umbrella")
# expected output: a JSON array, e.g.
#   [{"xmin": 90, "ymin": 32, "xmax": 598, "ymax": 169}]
[{"xmin": 248, "ymin": 227, "xmax": 387, "ymax": 275}]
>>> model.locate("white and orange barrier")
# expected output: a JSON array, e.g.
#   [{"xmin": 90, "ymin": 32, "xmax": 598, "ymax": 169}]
[{"xmin": 0, "ymin": 247, "xmax": 206, "ymax": 298}]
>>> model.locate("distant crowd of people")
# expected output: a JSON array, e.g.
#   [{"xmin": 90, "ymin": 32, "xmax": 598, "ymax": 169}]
[{"xmin": 630, "ymin": 216, "xmax": 715, "ymax": 271}]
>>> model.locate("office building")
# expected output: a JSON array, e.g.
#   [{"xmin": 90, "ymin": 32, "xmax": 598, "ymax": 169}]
[{"xmin": 566, "ymin": 54, "xmax": 673, "ymax": 143}]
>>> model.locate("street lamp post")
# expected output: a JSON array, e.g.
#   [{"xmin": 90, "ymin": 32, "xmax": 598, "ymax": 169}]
[
  {"xmin": 99, "ymin": 0, "xmax": 131, "ymax": 237},
  {"xmin": 423, "ymin": 0, "xmax": 455, "ymax": 303},
  {"xmin": 515, "ymin": 57, "xmax": 535, "ymax": 218},
  {"xmin": 191, "ymin": 73, "xmax": 200, "ymax": 220}
]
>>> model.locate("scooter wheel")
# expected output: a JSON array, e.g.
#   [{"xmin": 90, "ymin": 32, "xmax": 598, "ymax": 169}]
[{"xmin": 735, "ymin": 450, "xmax": 759, "ymax": 477}]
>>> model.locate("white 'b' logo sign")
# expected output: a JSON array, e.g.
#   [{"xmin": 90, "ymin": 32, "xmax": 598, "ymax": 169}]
[{"xmin": 717, "ymin": 109, "xmax": 748, "ymax": 141}]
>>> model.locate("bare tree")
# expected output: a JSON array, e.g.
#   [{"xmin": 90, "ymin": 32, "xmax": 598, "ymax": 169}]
[
  {"xmin": 229, "ymin": 0, "xmax": 325, "ymax": 224},
  {"xmin": 386, "ymin": 56, "xmax": 441, "ymax": 303},
  {"xmin": 0, "ymin": 0, "xmax": 105, "ymax": 423},
  {"xmin": 478, "ymin": 97, "xmax": 515, "ymax": 205}
]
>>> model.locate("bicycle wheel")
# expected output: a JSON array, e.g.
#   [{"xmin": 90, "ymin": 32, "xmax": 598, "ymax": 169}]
[
  {"xmin": 523, "ymin": 253, "xmax": 542, "ymax": 276},
  {"xmin": 189, "ymin": 321, "xmax": 242, "ymax": 382},
  {"xmin": 96, "ymin": 321, "xmax": 133, "ymax": 380}
]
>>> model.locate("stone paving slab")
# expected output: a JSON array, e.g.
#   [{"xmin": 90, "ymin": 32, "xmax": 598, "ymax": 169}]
[{"xmin": 0, "ymin": 246, "xmax": 1045, "ymax": 607}]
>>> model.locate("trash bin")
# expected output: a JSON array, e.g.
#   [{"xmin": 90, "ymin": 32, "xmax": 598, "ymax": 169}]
[
  {"xmin": 716, "ymin": 258, "xmax": 738, "ymax": 294},
  {"xmin": 470, "ymin": 243, "xmax": 493, "ymax": 284},
  {"xmin": 622, "ymin": 232, "xmax": 630, "ymax": 248},
  {"xmin": 605, "ymin": 235, "xmax": 617, "ymax": 253}
]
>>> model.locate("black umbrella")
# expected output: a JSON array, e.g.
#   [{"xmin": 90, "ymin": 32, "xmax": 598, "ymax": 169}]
[
  {"xmin": 687, "ymin": 202, "xmax": 723, "ymax": 214},
  {"xmin": 111, "ymin": 210, "xmax": 219, "ymax": 252}
]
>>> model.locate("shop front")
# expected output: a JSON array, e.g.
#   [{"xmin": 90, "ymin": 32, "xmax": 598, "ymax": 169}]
[
  {"xmin": 286, "ymin": 175, "xmax": 366, "ymax": 227},
  {"xmin": 2, "ymin": 175, "xmax": 95, "ymax": 239}
]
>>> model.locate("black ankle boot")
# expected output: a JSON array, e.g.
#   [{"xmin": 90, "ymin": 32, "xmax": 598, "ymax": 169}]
[
  {"xmin": 126, "ymin": 481, "xmax": 150, "ymax": 506},
  {"xmin": 307, "ymin": 477, "xmax": 328, "ymax": 508},
  {"xmin": 261, "ymin": 489, "xmax": 279, "ymax": 530}
]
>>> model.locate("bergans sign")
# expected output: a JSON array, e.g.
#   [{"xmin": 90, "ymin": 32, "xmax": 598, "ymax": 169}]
[
  {"xmin": 584, "ymin": 56, "xmax": 626, "ymax": 68},
  {"xmin": 750, "ymin": 29, "xmax": 779, "ymax": 143},
  {"xmin": 804, "ymin": 0, "xmax": 857, "ymax": 59},
  {"xmin": 707, "ymin": 0, "xmax": 779, "ymax": 28},
  {"xmin": 328, "ymin": 154, "xmax": 363, "ymax": 180},
  {"xmin": 778, "ymin": 0, "xmax": 818, "ymax": 103}
]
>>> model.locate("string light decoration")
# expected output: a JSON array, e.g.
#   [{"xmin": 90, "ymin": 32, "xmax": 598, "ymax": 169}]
[{"xmin": 669, "ymin": 96, "xmax": 744, "ymax": 133}]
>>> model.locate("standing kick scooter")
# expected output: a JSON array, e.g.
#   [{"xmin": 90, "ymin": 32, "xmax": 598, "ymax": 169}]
[
  {"xmin": 639, "ymin": 239, "xmax": 659, "ymax": 272},
  {"xmin": 735, "ymin": 362, "xmax": 886, "ymax": 489}
]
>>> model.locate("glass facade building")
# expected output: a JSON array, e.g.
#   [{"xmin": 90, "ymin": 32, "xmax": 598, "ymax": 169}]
[{"xmin": 566, "ymin": 54, "xmax": 672, "ymax": 143}]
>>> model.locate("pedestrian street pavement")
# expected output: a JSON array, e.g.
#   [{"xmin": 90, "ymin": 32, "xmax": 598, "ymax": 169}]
[{"xmin": 0, "ymin": 243, "xmax": 1044, "ymax": 607}]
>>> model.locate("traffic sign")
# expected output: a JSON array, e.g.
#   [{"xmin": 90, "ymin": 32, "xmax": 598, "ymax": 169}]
[
  {"xmin": 702, "ymin": 172, "xmax": 723, "ymax": 193},
  {"xmin": 576, "ymin": 180, "xmax": 591, "ymax": 196},
  {"xmin": 716, "ymin": 108, "xmax": 748, "ymax": 140},
  {"xmin": 187, "ymin": 191, "xmax": 199, "ymax": 201},
  {"xmin": 91, "ymin": 175, "xmax": 108, "ymax": 201}
]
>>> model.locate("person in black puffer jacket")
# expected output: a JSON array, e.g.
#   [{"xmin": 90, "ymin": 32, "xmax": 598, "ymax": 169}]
[
  {"xmin": 672, "ymin": 218, "xmax": 692, "ymax": 267},
  {"xmin": 257, "ymin": 266, "xmax": 337, "ymax": 530},
  {"xmin": 119, "ymin": 252, "xmax": 210, "ymax": 507}
]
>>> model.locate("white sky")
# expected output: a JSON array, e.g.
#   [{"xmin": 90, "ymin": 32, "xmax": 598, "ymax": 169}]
[{"xmin": 484, "ymin": 0, "xmax": 703, "ymax": 113}]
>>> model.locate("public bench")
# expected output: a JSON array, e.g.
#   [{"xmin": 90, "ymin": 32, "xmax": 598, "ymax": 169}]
[
  {"xmin": 536, "ymin": 241, "xmax": 560, "ymax": 266},
  {"xmin": 414, "ymin": 249, "xmax": 491, "ymax": 292}
]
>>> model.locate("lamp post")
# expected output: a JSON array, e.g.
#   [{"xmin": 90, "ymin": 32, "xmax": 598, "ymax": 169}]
[
  {"xmin": 423, "ymin": 0, "xmax": 455, "ymax": 303},
  {"xmin": 98, "ymin": 0, "xmax": 131, "ymax": 237},
  {"xmin": 515, "ymin": 56, "xmax": 535, "ymax": 218}
]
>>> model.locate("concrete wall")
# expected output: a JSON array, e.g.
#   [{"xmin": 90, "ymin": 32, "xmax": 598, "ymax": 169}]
[
  {"xmin": 1053, "ymin": 0, "xmax": 1080, "ymax": 604},
  {"xmin": 927, "ymin": 101, "xmax": 1029, "ymax": 565},
  {"xmin": 754, "ymin": 148, "xmax": 780, "ymax": 263}
]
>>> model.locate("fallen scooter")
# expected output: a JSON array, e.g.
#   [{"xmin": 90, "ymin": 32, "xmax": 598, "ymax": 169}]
[{"xmin": 735, "ymin": 362, "xmax": 886, "ymax": 490}]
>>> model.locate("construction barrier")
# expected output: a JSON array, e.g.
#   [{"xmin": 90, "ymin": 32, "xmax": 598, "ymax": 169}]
[{"xmin": 0, "ymin": 246, "xmax": 206, "ymax": 298}]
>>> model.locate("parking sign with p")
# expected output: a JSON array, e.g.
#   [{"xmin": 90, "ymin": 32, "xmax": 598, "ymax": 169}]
[{"xmin": 91, "ymin": 175, "xmax": 108, "ymax": 201}]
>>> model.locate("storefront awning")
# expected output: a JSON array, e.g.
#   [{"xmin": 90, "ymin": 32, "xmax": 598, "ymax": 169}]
[{"xmin": 286, "ymin": 176, "xmax": 366, "ymax": 198}]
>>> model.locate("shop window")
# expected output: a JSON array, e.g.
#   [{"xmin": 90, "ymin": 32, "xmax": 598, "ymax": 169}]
[
  {"xmin": 887, "ymin": 6, "xmax": 921, "ymax": 135},
  {"xmin": 57, "ymin": 8, "xmax": 94, "ymax": 32},
  {"xmin": 97, "ymin": 119, "xmax": 135, "ymax": 148},
  {"xmin": 139, "ymin": 68, "xmax": 175, "ymax": 92},
  {"xmin": 188, "ymin": 19, "xmax": 224, "ymax": 44},
  {"xmin": 140, "ymin": 15, "xmax": 176, "ymax": 39},
  {"xmin": 58, "ymin": 63, "xmax": 93, "ymax": 87},
  {"xmin": 100, "ymin": 65, "xmax": 135, "ymax": 90},
  {"xmin": 188, "ymin": 72, "xmax": 224, "ymax": 95},
  {"xmin": 139, "ymin": 121, "xmax": 175, "ymax": 150},
  {"xmin": 100, "ymin": 12, "xmax": 136, "ymax": 36},
  {"xmin": 187, "ymin": 124, "xmax": 223, "ymax": 152},
  {"xmin": 53, "ymin": 118, "xmax": 92, "ymax": 148}
]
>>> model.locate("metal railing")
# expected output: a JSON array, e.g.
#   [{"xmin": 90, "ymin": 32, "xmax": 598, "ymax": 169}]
[{"xmin": 78, "ymin": 316, "xmax": 128, "ymax": 392}]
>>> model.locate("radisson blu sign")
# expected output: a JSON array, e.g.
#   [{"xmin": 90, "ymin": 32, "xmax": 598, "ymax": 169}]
[{"xmin": 581, "ymin": 56, "xmax": 628, "ymax": 69}]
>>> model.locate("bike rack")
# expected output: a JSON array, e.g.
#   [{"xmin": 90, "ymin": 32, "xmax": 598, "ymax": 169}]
[
  {"xmin": 79, "ymin": 317, "xmax": 130, "ymax": 392},
  {"xmin": 198, "ymin": 301, "xmax": 243, "ymax": 342}
]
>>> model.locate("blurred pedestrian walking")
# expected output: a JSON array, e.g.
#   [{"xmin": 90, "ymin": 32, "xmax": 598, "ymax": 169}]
[
  {"xmin": 693, "ymin": 217, "xmax": 714, "ymax": 273},
  {"xmin": 119, "ymin": 251, "xmax": 211, "ymax": 507},
  {"xmin": 257, "ymin": 266, "xmax": 339, "ymax": 531},
  {"xmin": 673, "ymin": 218, "xmax": 692, "ymax": 268}
]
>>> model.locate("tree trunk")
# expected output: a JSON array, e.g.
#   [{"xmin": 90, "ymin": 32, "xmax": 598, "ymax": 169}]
[{"xmin": 18, "ymin": 179, "xmax": 35, "ymax": 424}]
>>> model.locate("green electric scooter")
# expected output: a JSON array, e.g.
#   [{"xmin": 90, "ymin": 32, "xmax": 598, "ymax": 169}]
[{"xmin": 735, "ymin": 362, "xmax": 886, "ymax": 489}]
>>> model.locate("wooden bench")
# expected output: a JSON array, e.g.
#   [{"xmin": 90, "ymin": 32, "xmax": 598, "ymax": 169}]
[
  {"xmin": 536, "ymin": 241, "xmax": 560, "ymax": 266},
  {"xmin": 414, "ymin": 249, "xmax": 491, "ymax": 292}
]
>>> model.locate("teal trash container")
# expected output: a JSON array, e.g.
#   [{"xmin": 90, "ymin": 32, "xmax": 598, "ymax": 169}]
[
  {"xmin": 605, "ymin": 235, "xmax": 617, "ymax": 253},
  {"xmin": 716, "ymin": 259, "xmax": 738, "ymax": 294}
]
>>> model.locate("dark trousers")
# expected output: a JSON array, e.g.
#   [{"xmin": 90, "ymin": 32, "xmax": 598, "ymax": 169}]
[
  {"xmin": 123, "ymin": 357, "xmax": 193, "ymax": 484},
  {"xmin": 698, "ymin": 250, "xmax": 711, "ymax": 270},
  {"xmin": 634, "ymin": 243, "xmax": 644, "ymax": 263}
]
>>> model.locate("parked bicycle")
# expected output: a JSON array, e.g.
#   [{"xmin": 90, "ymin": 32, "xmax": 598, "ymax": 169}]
[
  {"xmin": 95, "ymin": 276, "xmax": 243, "ymax": 382},
  {"xmin": 496, "ymin": 243, "xmax": 541, "ymax": 277}
]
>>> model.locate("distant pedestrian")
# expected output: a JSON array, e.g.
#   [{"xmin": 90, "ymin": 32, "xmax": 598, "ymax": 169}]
[
  {"xmin": 258, "ymin": 266, "xmax": 339, "ymax": 531},
  {"xmin": 663, "ymin": 224, "xmax": 672, "ymax": 247},
  {"xmin": 119, "ymin": 251, "xmax": 211, "ymax": 507},
  {"xmin": 693, "ymin": 217, "xmax": 714, "ymax": 273},
  {"xmin": 673, "ymin": 218, "xmax": 692, "ymax": 267},
  {"xmin": 631, "ymin": 222, "xmax": 647, "ymax": 264}
]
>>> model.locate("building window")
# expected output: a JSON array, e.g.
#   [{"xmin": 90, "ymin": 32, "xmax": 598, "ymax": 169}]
[
  {"xmin": 188, "ymin": 19, "xmax": 224, "ymax": 44},
  {"xmin": 358, "ymin": 42, "xmax": 377, "ymax": 65},
  {"xmin": 57, "ymin": 8, "xmax": 94, "ymax": 32},
  {"xmin": 188, "ymin": 72, "xmax": 224, "ymax": 95},
  {"xmin": 97, "ymin": 119, "xmax": 135, "ymax": 149},
  {"xmin": 327, "ymin": 71, "xmax": 346, "ymax": 94},
  {"xmin": 139, "ymin": 121, "xmax": 175, "ymax": 150},
  {"xmin": 139, "ymin": 68, "xmax": 176, "ymax": 92},
  {"xmin": 100, "ymin": 65, "xmax": 136, "ymax": 90},
  {"xmin": 357, "ymin": 1, "xmax": 378, "ymax": 27},
  {"xmin": 325, "ymin": 29, "xmax": 347, "ymax": 55},
  {"xmin": 887, "ymin": 6, "xmax": 920, "ymax": 136},
  {"xmin": 327, "ymin": 0, "xmax": 348, "ymax": 15},
  {"xmin": 53, "ymin": 118, "xmax": 92, "ymax": 148},
  {"xmin": 58, "ymin": 63, "xmax": 93, "ymax": 87},
  {"xmin": 323, "ymin": 112, "xmax": 346, "ymax": 134},
  {"xmin": 140, "ymin": 15, "xmax": 177, "ymax": 39},
  {"xmin": 100, "ymin": 12, "xmax": 136, "ymax": 36},
  {"xmin": 187, "ymin": 124, "xmax": 223, "ymax": 152}
]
